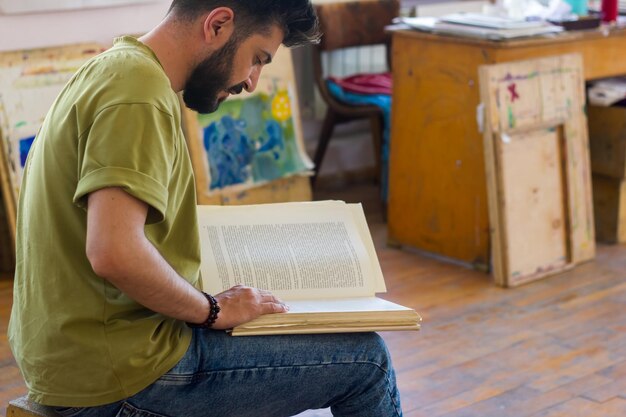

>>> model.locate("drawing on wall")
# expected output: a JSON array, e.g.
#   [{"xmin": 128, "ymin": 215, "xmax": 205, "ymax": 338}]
[
  {"xmin": 182, "ymin": 45, "xmax": 313, "ymax": 202},
  {"xmin": 0, "ymin": 43, "xmax": 102, "ymax": 244}
]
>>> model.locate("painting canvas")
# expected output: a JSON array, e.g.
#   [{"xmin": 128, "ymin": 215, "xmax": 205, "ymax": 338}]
[
  {"xmin": 0, "ymin": 44, "xmax": 101, "ymax": 195},
  {"xmin": 0, "ymin": 43, "xmax": 102, "ymax": 246},
  {"xmin": 183, "ymin": 46, "xmax": 312, "ymax": 203},
  {"xmin": 198, "ymin": 80, "xmax": 311, "ymax": 191}
]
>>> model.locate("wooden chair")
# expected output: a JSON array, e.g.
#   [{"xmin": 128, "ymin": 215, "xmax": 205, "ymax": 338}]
[
  {"xmin": 311, "ymin": 0, "xmax": 400, "ymax": 184},
  {"xmin": 7, "ymin": 396, "xmax": 59, "ymax": 417}
]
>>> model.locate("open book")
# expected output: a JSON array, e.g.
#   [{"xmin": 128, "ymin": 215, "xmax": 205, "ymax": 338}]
[{"xmin": 197, "ymin": 200, "xmax": 421, "ymax": 336}]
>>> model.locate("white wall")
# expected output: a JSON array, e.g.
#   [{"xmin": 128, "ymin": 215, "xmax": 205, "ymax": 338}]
[
  {"xmin": 0, "ymin": 0, "xmax": 491, "ymax": 53},
  {"xmin": 415, "ymin": 0, "xmax": 486, "ymax": 16},
  {"xmin": 0, "ymin": 1, "xmax": 170, "ymax": 52}
]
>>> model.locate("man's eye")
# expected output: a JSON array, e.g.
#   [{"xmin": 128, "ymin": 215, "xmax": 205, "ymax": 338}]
[
  {"xmin": 255, "ymin": 57, "xmax": 262, "ymax": 66},
  {"xmin": 229, "ymin": 84, "xmax": 244, "ymax": 95}
]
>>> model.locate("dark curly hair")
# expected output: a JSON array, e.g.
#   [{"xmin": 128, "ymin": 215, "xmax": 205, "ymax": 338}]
[{"xmin": 168, "ymin": 0, "xmax": 320, "ymax": 47}]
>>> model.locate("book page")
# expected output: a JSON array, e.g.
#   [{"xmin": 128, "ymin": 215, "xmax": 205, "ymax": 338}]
[
  {"xmin": 283, "ymin": 297, "xmax": 412, "ymax": 314},
  {"xmin": 197, "ymin": 201, "xmax": 379, "ymax": 299},
  {"xmin": 349, "ymin": 205, "xmax": 386, "ymax": 293}
]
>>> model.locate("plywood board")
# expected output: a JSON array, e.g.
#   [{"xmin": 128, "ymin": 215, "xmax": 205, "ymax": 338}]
[
  {"xmin": 480, "ymin": 53, "xmax": 595, "ymax": 287},
  {"xmin": 499, "ymin": 129, "xmax": 569, "ymax": 280},
  {"xmin": 181, "ymin": 46, "xmax": 313, "ymax": 205},
  {"xmin": 0, "ymin": 43, "xmax": 103, "ymax": 251}
]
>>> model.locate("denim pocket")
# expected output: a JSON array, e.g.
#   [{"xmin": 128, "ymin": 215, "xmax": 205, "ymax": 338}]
[
  {"xmin": 54, "ymin": 407, "xmax": 85, "ymax": 417},
  {"xmin": 154, "ymin": 371, "xmax": 196, "ymax": 385},
  {"xmin": 115, "ymin": 402, "xmax": 170, "ymax": 417}
]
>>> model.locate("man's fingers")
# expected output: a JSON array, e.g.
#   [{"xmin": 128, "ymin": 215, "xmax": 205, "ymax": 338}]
[
  {"xmin": 212, "ymin": 286, "xmax": 288, "ymax": 329},
  {"xmin": 255, "ymin": 290, "xmax": 284, "ymax": 304},
  {"xmin": 260, "ymin": 293, "xmax": 282, "ymax": 302},
  {"xmin": 261, "ymin": 302, "xmax": 289, "ymax": 314}
]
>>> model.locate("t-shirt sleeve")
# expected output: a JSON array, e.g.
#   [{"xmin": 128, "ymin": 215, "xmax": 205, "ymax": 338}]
[{"xmin": 73, "ymin": 103, "xmax": 176, "ymax": 224}]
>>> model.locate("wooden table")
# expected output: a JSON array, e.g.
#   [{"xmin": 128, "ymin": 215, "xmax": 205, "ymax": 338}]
[{"xmin": 387, "ymin": 27, "xmax": 626, "ymax": 269}]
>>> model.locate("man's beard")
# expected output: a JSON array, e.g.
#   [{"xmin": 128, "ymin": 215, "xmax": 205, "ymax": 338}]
[{"xmin": 182, "ymin": 36, "xmax": 240, "ymax": 114}]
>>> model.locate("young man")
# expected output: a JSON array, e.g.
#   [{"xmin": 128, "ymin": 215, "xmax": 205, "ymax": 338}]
[{"xmin": 9, "ymin": 1, "xmax": 403, "ymax": 416}]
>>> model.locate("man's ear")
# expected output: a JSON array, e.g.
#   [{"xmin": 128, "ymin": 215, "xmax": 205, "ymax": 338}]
[{"xmin": 202, "ymin": 7, "xmax": 235, "ymax": 47}]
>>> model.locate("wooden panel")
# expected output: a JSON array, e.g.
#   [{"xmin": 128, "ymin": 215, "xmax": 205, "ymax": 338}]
[
  {"xmin": 593, "ymin": 175, "xmax": 626, "ymax": 243},
  {"xmin": 499, "ymin": 129, "xmax": 569, "ymax": 280},
  {"xmin": 479, "ymin": 53, "xmax": 595, "ymax": 286},
  {"xmin": 588, "ymin": 106, "xmax": 626, "ymax": 179}
]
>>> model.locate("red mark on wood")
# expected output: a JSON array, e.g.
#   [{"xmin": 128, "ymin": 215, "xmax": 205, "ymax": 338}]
[{"xmin": 508, "ymin": 83, "xmax": 520, "ymax": 102}]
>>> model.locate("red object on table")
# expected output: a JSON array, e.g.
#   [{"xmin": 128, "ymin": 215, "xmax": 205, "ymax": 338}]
[{"xmin": 601, "ymin": 0, "xmax": 618, "ymax": 23}]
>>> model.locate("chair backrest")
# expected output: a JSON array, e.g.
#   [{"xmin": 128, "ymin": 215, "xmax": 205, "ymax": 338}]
[
  {"xmin": 312, "ymin": 0, "xmax": 400, "ymax": 111},
  {"xmin": 315, "ymin": 0, "xmax": 400, "ymax": 52}
]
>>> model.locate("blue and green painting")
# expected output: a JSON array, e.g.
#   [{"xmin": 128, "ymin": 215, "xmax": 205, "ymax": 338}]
[
  {"xmin": 197, "ymin": 86, "xmax": 309, "ymax": 190},
  {"xmin": 19, "ymin": 135, "xmax": 36, "ymax": 167}
]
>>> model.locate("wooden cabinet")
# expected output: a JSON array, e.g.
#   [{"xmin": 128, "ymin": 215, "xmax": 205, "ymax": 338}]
[
  {"xmin": 593, "ymin": 176, "xmax": 626, "ymax": 243},
  {"xmin": 388, "ymin": 28, "xmax": 626, "ymax": 268},
  {"xmin": 588, "ymin": 105, "xmax": 626, "ymax": 243},
  {"xmin": 588, "ymin": 106, "xmax": 626, "ymax": 179}
]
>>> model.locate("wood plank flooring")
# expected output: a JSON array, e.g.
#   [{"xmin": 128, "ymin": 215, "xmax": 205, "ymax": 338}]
[{"xmin": 1, "ymin": 182, "xmax": 625, "ymax": 417}]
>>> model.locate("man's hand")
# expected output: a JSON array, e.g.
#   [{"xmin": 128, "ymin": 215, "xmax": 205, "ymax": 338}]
[{"xmin": 211, "ymin": 285, "xmax": 289, "ymax": 330}]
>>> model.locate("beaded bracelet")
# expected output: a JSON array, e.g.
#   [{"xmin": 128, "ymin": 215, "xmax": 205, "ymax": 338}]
[{"xmin": 187, "ymin": 292, "xmax": 220, "ymax": 329}]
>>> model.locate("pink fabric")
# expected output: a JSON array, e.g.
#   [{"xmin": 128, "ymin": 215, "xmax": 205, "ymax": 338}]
[{"xmin": 328, "ymin": 72, "xmax": 392, "ymax": 95}]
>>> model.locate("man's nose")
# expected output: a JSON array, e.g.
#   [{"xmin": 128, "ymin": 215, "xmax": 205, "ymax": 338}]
[{"xmin": 244, "ymin": 68, "xmax": 261, "ymax": 93}]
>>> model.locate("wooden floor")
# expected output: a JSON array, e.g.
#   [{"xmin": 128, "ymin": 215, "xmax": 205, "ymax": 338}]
[{"xmin": 2, "ymin": 182, "xmax": 626, "ymax": 417}]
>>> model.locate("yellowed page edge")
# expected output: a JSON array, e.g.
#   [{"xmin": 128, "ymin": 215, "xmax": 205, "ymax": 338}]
[{"xmin": 349, "ymin": 203, "xmax": 386, "ymax": 293}]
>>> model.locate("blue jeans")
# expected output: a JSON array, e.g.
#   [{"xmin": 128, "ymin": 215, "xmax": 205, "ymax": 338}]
[{"xmin": 55, "ymin": 329, "xmax": 402, "ymax": 417}]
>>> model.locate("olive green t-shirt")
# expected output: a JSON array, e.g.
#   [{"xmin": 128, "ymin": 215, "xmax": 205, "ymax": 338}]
[{"xmin": 8, "ymin": 36, "xmax": 200, "ymax": 407}]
